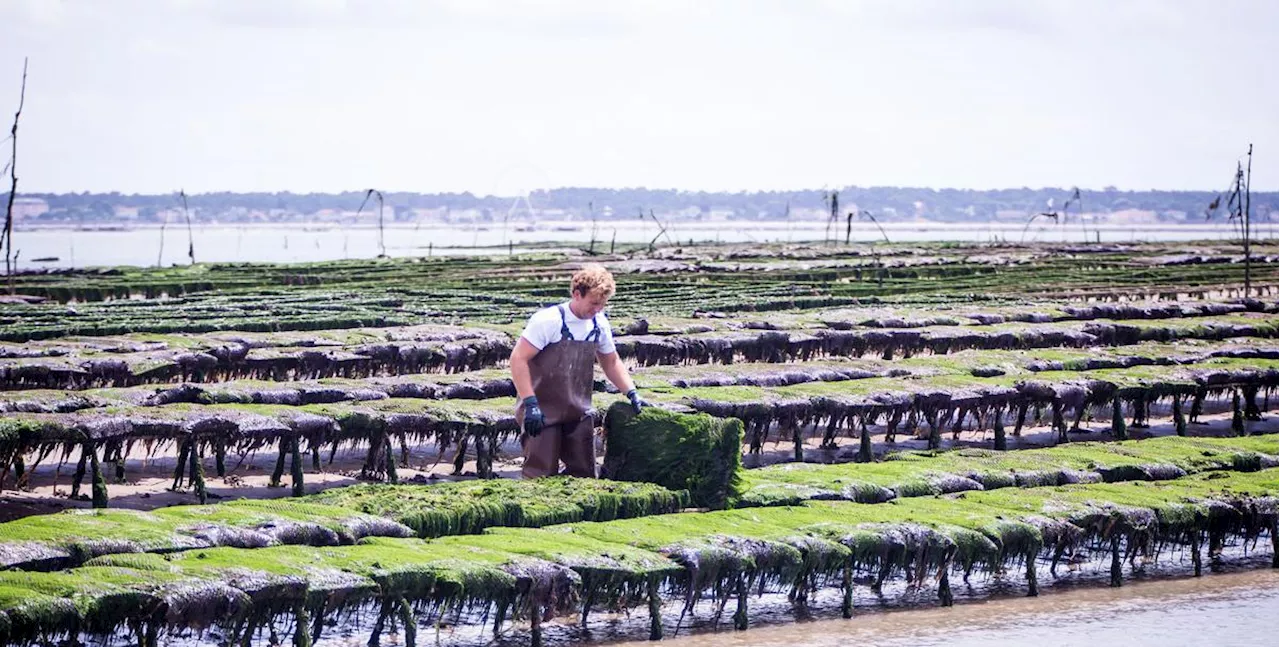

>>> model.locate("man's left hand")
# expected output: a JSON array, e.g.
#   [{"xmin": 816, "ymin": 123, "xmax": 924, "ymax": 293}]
[{"xmin": 626, "ymin": 389, "xmax": 647, "ymax": 414}]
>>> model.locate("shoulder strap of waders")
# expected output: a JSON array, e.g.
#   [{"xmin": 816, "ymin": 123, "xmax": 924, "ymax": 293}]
[{"xmin": 556, "ymin": 305, "xmax": 575, "ymax": 341}]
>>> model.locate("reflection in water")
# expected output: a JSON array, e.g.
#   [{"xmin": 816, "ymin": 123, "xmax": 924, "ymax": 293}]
[{"xmin": 606, "ymin": 570, "xmax": 1279, "ymax": 647}]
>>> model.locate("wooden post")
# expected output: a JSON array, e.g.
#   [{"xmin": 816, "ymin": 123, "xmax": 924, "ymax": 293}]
[
  {"xmin": 647, "ymin": 576, "xmax": 663, "ymax": 640},
  {"xmin": 1232, "ymin": 390, "xmax": 1245, "ymax": 436},
  {"xmin": 937, "ymin": 568, "xmax": 954, "ymax": 607},
  {"xmin": 1025, "ymin": 549, "xmax": 1039, "ymax": 596},
  {"xmin": 1131, "ymin": 391, "xmax": 1148, "ymax": 428},
  {"xmin": 950, "ymin": 407, "xmax": 966, "ymax": 440},
  {"xmin": 293, "ymin": 601, "xmax": 312, "ymax": 647},
  {"xmin": 362, "ymin": 430, "xmax": 384, "ymax": 479},
  {"xmin": 1109, "ymin": 534, "xmax": 1123, "ymax": 587},
  {"xmin": 89, "ymin": 441, "xmax": 108, "ymax": 508},
  {"xmin": 993, "ymin": 406, "xmax": 1007, "ymax": 451},
  {"xmin": 1111, "ymin": 397, "xmax": 1128, "ymax": 440},
  {"xmin": 70, "ymin": 443, "xmax": 89, "ymax": 498},
  {"xmin": 451, "ymin": 432, "xmax": 468, "ymax": 476},
  {"xmin": 885, "ymin": 409, "xmax": 901, "ymax": 443},
  {"xmin": 493, "ymin": 597, "xmax": 508, "ymax": 639},
  {"xmin": 290, "ymin": 434, "xmax": 305, "ymax": 497},
  {"xmin": 269, "ymin": 435, "xmax": 288, "ymax": 487},
  {"xmin": 1243, "ymin": 385, "xmax": 1262, "ymax": 421},
  {"xmin": 530, "ymin": 600, "xmax": 542, "ymax": 647},
  {"xmin": 398, "ymin": 597, "xmax": 416, "ymax": 647},
  {"xmin": 1271, "ymin": 520, "xmax": 1278, "ymax": 569},
  {"xmin": 1189, "ymin": 386, "xmax": 1206, "ymax": 423},
  {"xmin": 857, "ymin": 419, "xmax": 872, "ymax": 463},
  {"xmin": 1013, "ymin": 401, "xmax": 1028, "ymax": 437},
  {"xmin": 171, "ymin": 439, "xmax": 190, "ymax": 490},
  {"xmin": 142, "ymin": 618, "xmax": 159, "ymax": 647},
  {"xmin": 1191, "ymin": 531, "xmax": 1202, "ymax": 577},
  {"xmin": 792, "ymin": 423, "xmax": 804, "ymax": 462},
  {"xmin": 840, "ymin": 560, "xmax": 854, "ymax": 619},
  {"xmin": 102, "ymin": 439, "xmax": 124, "ymax": 483},
  {"xmin": 926, "ymin": 409, "xmax": 942, "ymax": 450},
  {"xmin": 735, "ymin": 574, "xmax": 750, "ymax": 629},
  {"xmin": 476, "ymin": 430, "xmax": 494, "ymax": 479},
  {"xmin": 189, "ymin": 440, "xmax": 207, "ymax": 504},
  {"xmin": 311, "ymin": 599, "xmax": 328, "ymax": 643},
  {"xmin": 215, "ymin": 439, "xmax": 227, "ymax": 477}
]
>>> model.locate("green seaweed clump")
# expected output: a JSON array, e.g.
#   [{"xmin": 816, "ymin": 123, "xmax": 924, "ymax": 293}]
[{"xmin": 603, "ymin": 403, "xmax": 743, "ymax": 509}]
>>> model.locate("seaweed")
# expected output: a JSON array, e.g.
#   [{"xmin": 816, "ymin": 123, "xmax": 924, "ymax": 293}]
[{"xmin": 602, "ymin": 404, "xmax": 744, "ymax": 509}]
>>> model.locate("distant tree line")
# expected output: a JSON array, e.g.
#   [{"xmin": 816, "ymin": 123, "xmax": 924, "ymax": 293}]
[{"xmin": 5, "ymin": 186, "xmax": 1278, "ymax": 223}]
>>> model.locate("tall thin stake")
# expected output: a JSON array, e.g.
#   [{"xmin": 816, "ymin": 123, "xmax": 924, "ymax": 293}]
[
  {"xmin": 354, "ymin": 189, "xmax": 386, "ymax": 258},
  {"xmin": 179, "ymin": 189, "xmax": 195, "ymax": 264},
  {"xmin": 1243, "ymin": 143, "xmax": 1252, "ymax": 296},
  {"xmin": 861, "ymin": 210, "xmax": 891, "ymax": 244},
  {"xmin": 156, "ymin": 210, "xmax": 167, "ymax": 267},
  {"xmin": 376, "ymin": 192, "xmax": 385, "ymax": 257},
  {"xmin": 3, "ymin": 58, "xmax": 28, "ymax": 295},
  {"xmin": 824, "ymin": 191, "xmax": 839, "ymax": 245},
  {"xmin": 587, "ymin": 201, "xmax": 597, "ymax": 254}
]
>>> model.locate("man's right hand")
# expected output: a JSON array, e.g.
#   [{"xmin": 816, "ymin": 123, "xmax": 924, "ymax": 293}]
[{"xmin": 522, "ymin": 396, "xmax": 544, "ymax": 437}]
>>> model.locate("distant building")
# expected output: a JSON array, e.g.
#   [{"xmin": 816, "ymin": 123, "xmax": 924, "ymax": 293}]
[
  {"xmin": 411, "ymin": 207, "xmax": 447, "ymax": 223},
  {"xmin": 1105, "ymin": 209, "xmax": 1159, "ymax": 224},
  {"xmin": 448, "ymin": 208, "xmax": 484, "ymax": 224},
  {"xmin": 11, "ymin": 197, "xmax": 48, "ymax": 220}
]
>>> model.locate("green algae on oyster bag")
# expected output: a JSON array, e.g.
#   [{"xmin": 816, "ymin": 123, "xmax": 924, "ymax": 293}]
[{"xmin": 603, "ymin": 402, "xmax": 744, "ymax": 509}]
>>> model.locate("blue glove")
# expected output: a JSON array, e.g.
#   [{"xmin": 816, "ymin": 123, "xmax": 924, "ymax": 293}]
[
  {"xmin": 522, "ymin": 396, "xmax": 545, "ymax": 437},
  {"xmin": 626, "ymin": 389, "xmax": 647, "ymax": 414}
]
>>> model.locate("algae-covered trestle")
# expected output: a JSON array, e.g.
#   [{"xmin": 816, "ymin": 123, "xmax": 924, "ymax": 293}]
[
  {"xmin": 0, "ymin": 241, "xmax": 1276, "ymax": 645},
  {"xmin": 0, "ymin": 464, "xmax": 1274, "ymax": 645}
]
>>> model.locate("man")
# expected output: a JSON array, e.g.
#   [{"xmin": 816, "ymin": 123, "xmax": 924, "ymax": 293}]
[{"xmin": 510, "ymin": 263, "xmax": 644, "ymax": 478}]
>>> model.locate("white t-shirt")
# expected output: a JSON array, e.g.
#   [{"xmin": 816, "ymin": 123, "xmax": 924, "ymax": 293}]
[{"xmin": 520, "ymin": 302, "xmax": 616, "ymax": 355}]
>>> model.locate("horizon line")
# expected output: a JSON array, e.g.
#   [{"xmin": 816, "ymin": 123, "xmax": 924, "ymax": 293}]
[{"xmin": 8, "ymin": 184, "xmax": 1280, "ymax": 198}]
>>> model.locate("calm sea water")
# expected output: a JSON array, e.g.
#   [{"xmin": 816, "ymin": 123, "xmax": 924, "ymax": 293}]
[
  {"xmin": 12, "ymin": 220, "xmax": 1274, "ymax": 269},
  {"xmin": 603, "ymin": 569, "xmax": 1280, "ymax": 647}
]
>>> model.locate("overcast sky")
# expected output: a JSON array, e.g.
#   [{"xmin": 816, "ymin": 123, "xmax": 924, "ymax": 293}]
[{"xmin": 0, "ymin": 0, "xmax": 1275, "ymax": 195}]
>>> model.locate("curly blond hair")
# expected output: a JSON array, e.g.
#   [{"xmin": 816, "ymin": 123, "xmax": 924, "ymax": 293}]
[{"xmin": 570, "ymin": 264, "xmax": 616, "ymax": 299}]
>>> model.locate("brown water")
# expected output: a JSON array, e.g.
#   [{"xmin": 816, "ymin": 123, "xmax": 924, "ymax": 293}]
[{"xmin": 605, "ymin": 570, "xmax": 1279, "ymax": 647}]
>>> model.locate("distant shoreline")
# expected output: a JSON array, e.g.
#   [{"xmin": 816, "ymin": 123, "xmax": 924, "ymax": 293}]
[{"xmin": 14, "ymin": 219, "xmax": 1277, "ymax": 234}]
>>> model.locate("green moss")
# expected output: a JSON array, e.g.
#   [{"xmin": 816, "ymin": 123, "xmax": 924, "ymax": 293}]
[
  {"xmin": 739, "ymin": 435, "xmax": 1278, "ymax": 507},
  {"xmin": 311, "ymin": 477, "xmax": 687, "ymax": 538},
  {"xmin": 603, "ymin": 403, "xmax": 744, "ymax": 509},
  {"xmin": 0, "ymin": 501, "xmax": 412, "ymax": 569}
]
